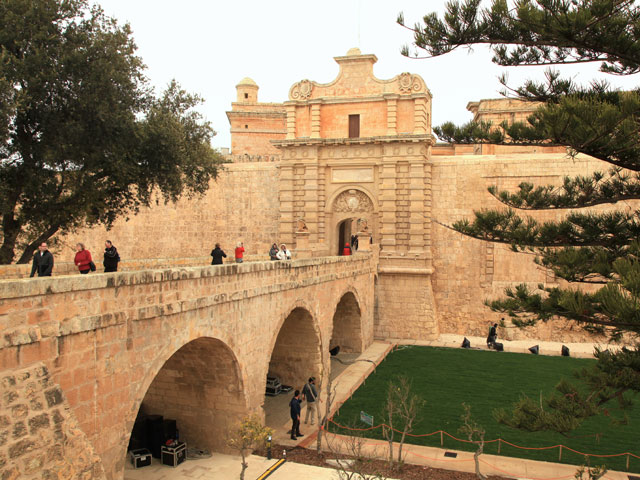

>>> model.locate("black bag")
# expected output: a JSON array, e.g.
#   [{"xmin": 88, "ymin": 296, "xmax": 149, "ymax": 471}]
[{"xmin": 89, "ymin": 261, "xmax": 96, "ymax": 272}]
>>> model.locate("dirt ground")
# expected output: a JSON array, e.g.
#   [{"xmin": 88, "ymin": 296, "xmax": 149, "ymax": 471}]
[{"xmin": 267, "ymin": 444, "xmax": 507, "ymax": 480}]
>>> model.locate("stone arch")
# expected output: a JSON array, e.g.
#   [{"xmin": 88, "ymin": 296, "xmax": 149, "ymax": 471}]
[
  {"xmin": 330, "ymin": 289, "xmax": 364, "ymax": 354},
  {"xmin": 126, "ymin": 336, "xmax": 246, "ymax": 462},
  {"xmin": 326, "ymin": 186, "xmax": 378, "ymax": 255},
  {"xmin": 267, "ymin": 302, "xmax": 323, "ymax": 391}
]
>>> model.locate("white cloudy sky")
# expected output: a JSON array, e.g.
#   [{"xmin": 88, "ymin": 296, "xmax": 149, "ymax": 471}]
[{"xmin": 97, "ymin": 0, "xmax": 638, "ymax": 150}]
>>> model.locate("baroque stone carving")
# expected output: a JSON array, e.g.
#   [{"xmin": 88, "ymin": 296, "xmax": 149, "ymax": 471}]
[
  {"xmin": 296, "ymin": 218, "xmax": 309, "ymax": 232},
  {"xmin": 333, "ymin": 190, "xmax": 374, "ymax": 213},
  {"xmin": 357, "ymin": 218, "xmax": 369, "ymax": 232},
  {"xmin": 289, "ymin": 79, "xmax": 313, "ymax": 100},
  {"xmin": 398, "ymin": 73, "xmax": 423, "ymax": 94}
]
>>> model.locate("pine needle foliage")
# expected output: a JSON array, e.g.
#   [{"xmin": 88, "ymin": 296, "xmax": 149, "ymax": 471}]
[{"xmin": 400, "ymin": 0, "xmax": 640, "ymax": 436}]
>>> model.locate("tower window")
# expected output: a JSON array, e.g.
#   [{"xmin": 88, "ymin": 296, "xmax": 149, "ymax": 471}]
[
  {"xmin": 349, "ymin": 114, "xmax": 360, "ymax": 138},
  {"xmin": 245, "ymin": 125, "xmax": 248, "ymax": 129},
  {"xmin": 244, "ymin": 93, "xmax": 248, "ymax": 99}
]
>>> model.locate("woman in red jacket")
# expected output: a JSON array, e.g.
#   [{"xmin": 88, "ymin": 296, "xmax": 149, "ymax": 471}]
[
  {"xmin": 342, "ymin": 242, "xmax": 352, "ymax": 256},
  {"xmin": 74, "ymin": 243, "xmax": 93, "ymax": 274}
]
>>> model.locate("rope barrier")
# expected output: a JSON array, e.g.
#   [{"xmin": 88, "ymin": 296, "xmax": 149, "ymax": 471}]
[
  {"xmin": 329, "ymin": 434, "xmax": 615, "ymax": 480},
  {"xmin": 327, "ymin": 418, "xmax": 640, "ymax": 461}
]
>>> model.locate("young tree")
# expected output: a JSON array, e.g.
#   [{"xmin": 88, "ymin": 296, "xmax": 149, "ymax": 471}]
[
  {"xmin": 381, "ymin": 375, "xmax": 424, "ymax": 469},
  {"xmin": 399, "ymin": 0, "xmax": 640, "ymax": 433},
  {"xmin": 317, "ymin": 376, "xmax": 338, "ymax": 455},
  {"xmin": 0, "ymin": 0, "xmax": 223, "ymax": 264},
  {"xmin": 227, "ymin": 415, "xmax": 273, "ymax": 480},
  {"xmin": 459, "ymin": 403, "xmax": 487, "ymax": 480}
]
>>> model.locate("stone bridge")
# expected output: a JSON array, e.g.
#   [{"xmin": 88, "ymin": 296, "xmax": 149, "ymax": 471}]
[{"xmin": 0, "ymin": 254, "xmax": 376, "ymax": 479}]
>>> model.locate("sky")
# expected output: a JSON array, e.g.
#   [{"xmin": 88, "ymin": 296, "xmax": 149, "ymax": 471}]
[{"xmin": 96, "ymin": 0, "xmax": 639, "ymax": 150}]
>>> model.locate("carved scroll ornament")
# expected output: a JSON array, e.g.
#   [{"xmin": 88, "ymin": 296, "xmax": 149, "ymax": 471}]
[
  {"xmin": 398, "ymin": 72, "xmax": 423, "ymax": 94},
  {"xmin": 289, "ymin": 79, "xmax": 313, "ymax": 100},
  {"xmin": 333, "ymin": 190, "xmax": 374, "ymax": 213}
]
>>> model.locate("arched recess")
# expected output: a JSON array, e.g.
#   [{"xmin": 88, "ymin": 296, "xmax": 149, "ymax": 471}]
[
  {"xmin": 130, "ymin": 337, "xmax": 245, "ymax": 455},
  {"xmin": 326, "ymin": 187, "xmax": 378, "ymax": 255},
  {"xmin": 331, "ymin": 291, "xmax": 363, "ymax": 353},
  {"xmin": 268, "ymin": 306, "xmax": 322, "ymax": 390}
]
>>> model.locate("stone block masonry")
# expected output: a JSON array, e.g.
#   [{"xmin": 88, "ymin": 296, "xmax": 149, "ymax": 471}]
[
  {"xmin": 0, "ymin": 364, "xmax": 106, "ymax": 480},
  {"xmin": 0, "ymin": 254, "xmax": 376, "ymax": 479}
]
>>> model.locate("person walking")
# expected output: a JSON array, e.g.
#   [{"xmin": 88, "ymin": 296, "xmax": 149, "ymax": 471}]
[
  {"xmin": 487, "ymin": 323, "xmax": 498, "ymax": 349},
  {"xmin": 276, "ymin": 243, "xmax": 291, "ymax": 260},
  {"xmin": 210, "ymin": 243, "xmax": 226, "ymax": 265},
  {"xmin": 342, "ymin": 242, "xmax": 352, "ymax": 256},
  {"xmin": 74, "ymin": 243, "xmax": 93, "ymax": 274},
  {"xmin": 234, "ymin": 242, "xmax": 245, "ymax": 263},
  {"xmin": 302, "ymin": 377, "xmax": 318, "ymax": 425},
  {"xmin": 289, "ymin": 390, "xmax": 303, "ymax": 440},
  {"xmin": 269, "ymin": 243, "xmax": 279, "ymax": 261},
  {"xmin": 30, "ymin": 242, "xmax": 54, "ymax": 277},
  {"xmin": 103, "ymin": 240, "xmax": 120, "ymax": 273}
]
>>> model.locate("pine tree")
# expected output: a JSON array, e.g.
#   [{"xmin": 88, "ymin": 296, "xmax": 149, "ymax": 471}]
[{"xmin": 399, "ymin": 0, "xmax": 640, "ymax": 434}]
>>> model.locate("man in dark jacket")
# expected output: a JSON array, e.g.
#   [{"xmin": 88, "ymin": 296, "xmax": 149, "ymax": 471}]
[
  {"xmin": 289, "ymin": 390, "xmax": 303, "ymax": 440},
  {"xmin": 30, "ymin": 242, "xmax": 54, "ymax": 277},
  {"xmin": 210, "ymin": 243, "xmax": 226, "ymax": 265},
  {"xmin": 103, "ymin": 240, "xmax": 120, "ymax": 273}
]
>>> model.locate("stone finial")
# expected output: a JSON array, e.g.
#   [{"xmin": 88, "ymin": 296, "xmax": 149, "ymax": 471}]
[{"xmin": 346, "ymin": 47, "xmax": 362, "ymax": 56}]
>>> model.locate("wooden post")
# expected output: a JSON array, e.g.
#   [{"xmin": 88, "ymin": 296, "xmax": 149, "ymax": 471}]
[
  {"xmin": 498, "ymin": 438, "xmax": 501, "ymax": 454},
  {"xmin": 440, "ymin": 431, "xmax": 444, "ymax": 447},
  {"xmin": 627, "ymin": 453, "xmax": 630, "ymax": 470},
  {"xmin": 558, "ymin": 445, "xmax": 562, "ymax": 461}
]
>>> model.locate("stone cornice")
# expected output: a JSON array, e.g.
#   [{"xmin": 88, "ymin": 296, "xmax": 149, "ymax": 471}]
[{"xmin": 272, "ymin": 134, "xmax": 435, "ymax": 148}]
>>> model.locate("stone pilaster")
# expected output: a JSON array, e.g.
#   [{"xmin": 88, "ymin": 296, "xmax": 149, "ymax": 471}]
[
  {"xmin": 286, "ymin": 104, "xmax": 296, "ymax": 139},
  {"xmin": 385, "ymin": 95, "xmax": 398, "ymax": 136},
  {"xmin": 310, "ymin": 102, "xmax": 321, "ymax": 138},
  {"xmin": 279, "ymin": 162, "xmax": 295, "ymax": 246},
  {"xmin": 379, "ymin": 151, "xmax": 397, "ymax": 250},
  {"xmin": 414, "ymin": 97, "xmax": 428, "ymax": 134}
]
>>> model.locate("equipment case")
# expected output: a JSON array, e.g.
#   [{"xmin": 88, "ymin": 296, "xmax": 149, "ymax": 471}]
[
  {"xmin": 161, "ymin": 441, "xmax": 186, "ymax": 467},
  {"xmin": 129, "ymin": 448, "xmax": 152, "ymax": 468}
]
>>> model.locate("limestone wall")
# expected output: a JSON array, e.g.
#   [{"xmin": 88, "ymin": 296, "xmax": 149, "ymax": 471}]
[
  {"xmin": 0, "ymin": 364, "xmax": 105, "ymax": 480},
  {"xmin": 430, "ymin": 153, "xmax": 619, "ymax": 343},
  {"xmin": 52, "ymin": 163, "xmax": 281, "ymax": 266}
]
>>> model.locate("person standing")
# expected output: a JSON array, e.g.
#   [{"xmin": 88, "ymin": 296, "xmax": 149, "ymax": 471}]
[
  {"xmin": 342, "ymin": 242, "xmax": 352, "ymax": 256},
  {"xmin": 74, "ymin": 243, "xmax": 93, "ymax": 274},
  {"xmin": 289, "ymin": 390, "xmax": 303, "ymax": 440},
  {"xmin": 277, "ymin": 244, "xmax": 291, "ymax": 260},
  {"xmin": 210, "ymin": 243, "xmax": 226, "ymax": 265},
  {"xmin": 487, "ymin": 323, "xmax": 498, "ymax": 349},
  {"xmin": 302, "ymin": 377, "xmax": 318, "ymax": 425},
  {"xmin": 30, "ymin": 242, "xmax": 54, "ymax": 277},
  {"xmin": 234, "ymin": 242, "xmax": 245, "ymax": 263},
  {"xmin": 269, "ymin": 243, "xmax": 279, "ymax": 261},
  {"xmin": 103, "ymin": 240, "xmax": 120, "ymax": 272}
]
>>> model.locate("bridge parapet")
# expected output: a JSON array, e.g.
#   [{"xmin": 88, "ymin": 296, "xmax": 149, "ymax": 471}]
[{"xmin": 1, "ymin": 252, "xmax": 377, "ymax": 358}]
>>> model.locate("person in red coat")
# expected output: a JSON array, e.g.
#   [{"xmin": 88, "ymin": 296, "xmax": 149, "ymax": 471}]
[
  {"xmin": 74, "ymin": 243, "xmax": 93, "ymax": 274},
  {"xmin": 342, "ymin": 242, "xmax": 352, "ymax": 256},
  {"xmin": 235, "ymin": 242, "xmax": 245, "ymax": 263}
]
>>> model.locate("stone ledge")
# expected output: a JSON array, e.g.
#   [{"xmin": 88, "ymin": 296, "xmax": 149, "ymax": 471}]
[{"xmin": 0, "ymin": 255, "xmax": 373, "ymax": 300}]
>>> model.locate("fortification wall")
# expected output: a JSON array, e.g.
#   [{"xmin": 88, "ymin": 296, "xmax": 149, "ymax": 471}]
[
  {"xmin": 430, "ymin": 153, "xmax": 620, "ymax": 343},
  {"xmin": 54, "ymin": 163, "xmax": 281, "ymax": 265},
  {"xmin": 23, "ymin": 151, "xmax": 625, "ymax": 344}
]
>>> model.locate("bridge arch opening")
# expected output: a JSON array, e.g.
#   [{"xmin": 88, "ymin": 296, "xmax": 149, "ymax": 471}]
[
  {"xmin": 331, "ymin": 291, "xmax": 363, "ymax": 354},
  {"xmin": 267, "ymin": 307, "xmax": 322, "ymax": 389},
  {"xmin": 130, "ymin": 337, "xmax": 245, "ymax": 457}
]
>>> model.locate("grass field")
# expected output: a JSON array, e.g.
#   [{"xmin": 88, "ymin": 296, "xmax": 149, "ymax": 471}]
[{"xmin": 329, "ymin": 346, "xmax": 640, "ymax": 473}]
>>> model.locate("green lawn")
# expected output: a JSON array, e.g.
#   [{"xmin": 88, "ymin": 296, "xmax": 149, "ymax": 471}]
[{"xmin": 329, "ymin": 346, "xmax": 640, "ymax": 473}]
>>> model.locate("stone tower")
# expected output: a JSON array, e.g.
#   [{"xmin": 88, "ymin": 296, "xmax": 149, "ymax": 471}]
[{"xmin": 274, "ymin": 48, "xmax": 438, "ymax": 340}]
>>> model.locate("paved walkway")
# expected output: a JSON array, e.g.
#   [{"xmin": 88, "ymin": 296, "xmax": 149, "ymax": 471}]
[
  {"xmin": 396, "ymin": 333, "xmax": 626, "ymax": 359},
  {"xmin": 123, "ymin": 453, "xmax": 368, "ymax": 480}
]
